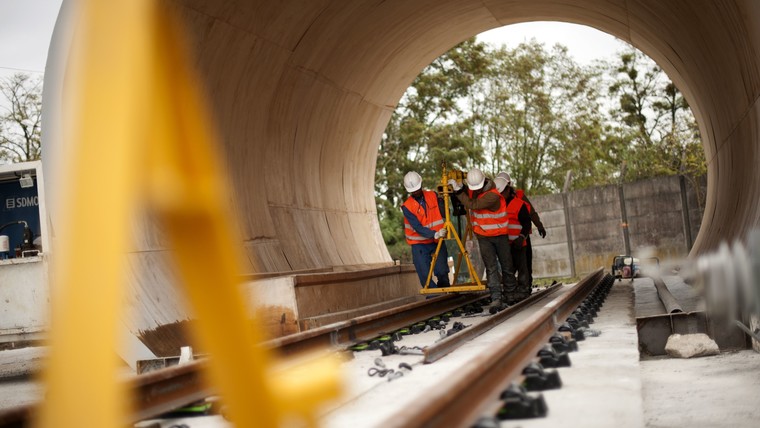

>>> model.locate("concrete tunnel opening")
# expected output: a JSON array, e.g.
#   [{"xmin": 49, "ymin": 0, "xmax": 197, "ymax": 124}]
[
  {"xmin": 39, "ymin": 1, "xmax": 760, "ymax": 363},
  {"xmin": 375, "ymin": 22, "xmax": 708, "ymax": 281}
]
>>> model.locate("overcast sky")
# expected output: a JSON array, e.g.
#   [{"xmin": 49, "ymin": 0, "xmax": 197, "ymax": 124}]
[
  {"xmin": 0, "ymin": 0, "xmax": 62, "ymax": 78},
  {"xmin": 0, "ymin": 1, "xmax": 628, "ymax": 80},
  {"xmin": 477, "ymin": 21, "xmax": 629, "ymax": 65}
]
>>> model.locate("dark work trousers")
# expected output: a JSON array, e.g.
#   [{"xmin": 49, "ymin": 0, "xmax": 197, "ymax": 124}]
[
  {"xmin": 526, "ymin": 235, "xmax": 533, "ymax": 286},
  {"xmin": 411, "ymin": 242, "xmax": 450, "ymax": 288},
  {"xmin": 477, "ymin": 234, "xmax": 515, "ymax": 301},
  {"xmin": 510, "ymin": 243, "xmax": 530, "ymax": 298}
]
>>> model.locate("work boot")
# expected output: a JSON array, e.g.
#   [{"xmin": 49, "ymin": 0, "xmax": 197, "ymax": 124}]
[
  {"xmin": 510, "ymin": 291, "xmax": 531, "ymax": 305},
  {"xmin": 488, "ymin": 297, "xmax": 504, "ymax": 314},
  {"xmin": 504, "ymin": 293, "xmax": 517, "ymax": 305}
]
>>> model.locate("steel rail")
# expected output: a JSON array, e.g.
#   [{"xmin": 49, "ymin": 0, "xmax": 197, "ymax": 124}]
[
  {"xmin": 264, "ymin": 293, "xmax": 487, "ymax": 356},
  {"xmin": 423, "ymin": 283, "xmax": 563, "ymax": 363},
  {"xmin": 0, "ymin": 359, "xmax": 213, "ymax": 427},
  {"xmin": 384, "ymin": 268, "xmax": 605, "ymax": 428},
  {"xmin": 0, "ymin": 293, "xmax": 489, "ymax": 426},
  {"xmin": 131, "ymin": 359, "xmax": 213, "ymax": 422}
]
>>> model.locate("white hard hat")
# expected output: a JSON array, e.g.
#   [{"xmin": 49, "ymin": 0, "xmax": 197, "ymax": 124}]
[
  {"xmin": 403, "ymin": 171, "xmax": 422, "ymax": 193},
  {"xmin": 496, "ymin": 171, "xmax": 512, "ymax": 186},
  {"xmin": 466, "ymin": 168, "xmax": 485, "ymax": 190},
  {"xmin": 494, "ymin": 177, "xmax": 508, "ymax": 193}
]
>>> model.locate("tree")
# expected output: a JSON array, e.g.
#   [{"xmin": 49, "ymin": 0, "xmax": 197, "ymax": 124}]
[
  {"xmin": 376, "ymin": 38, "xmax": 490, "ymax": 261},
  {"xmin": 0, "ymin": 73, "xmax": 43, "ymax": 163},
  {"xmin": 377, "ymin": 40, "xmax": 707, "ymax": 259},
  {"xmin": 607, "ymin": 49, "xmax": 705, "ymax": 183},
  {"xmin": 470, "ymin": 41, "xmax": 613, "ymax": 193}
]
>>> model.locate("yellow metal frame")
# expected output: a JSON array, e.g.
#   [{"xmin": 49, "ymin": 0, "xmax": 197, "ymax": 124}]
[
  {"xmin": 420, "ymin": 163, "xmax": 484, "ymax": 295},
  {"xmin": 36, "ymin": 2, "xmax": 339, "ymax": 427}
]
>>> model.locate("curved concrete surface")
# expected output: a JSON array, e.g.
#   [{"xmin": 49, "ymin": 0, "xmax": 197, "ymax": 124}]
[
  {"xmin": 167, "ymin": 0, "xmax": 759, "ymax": 267},
  {"xmin": 41, "ymin": 1, "xmax": 760, "ymax": 355}
]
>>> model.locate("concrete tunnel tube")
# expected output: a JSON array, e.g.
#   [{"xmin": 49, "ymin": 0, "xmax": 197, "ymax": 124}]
[{"xmin": 41, "ymin": 0, "xmax": 760, "ymax": 360}]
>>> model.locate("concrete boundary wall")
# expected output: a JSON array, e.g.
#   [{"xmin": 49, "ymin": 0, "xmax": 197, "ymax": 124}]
[{"xmin": 530, "ymin": 175, "xmax": 706, "ymax": 279}]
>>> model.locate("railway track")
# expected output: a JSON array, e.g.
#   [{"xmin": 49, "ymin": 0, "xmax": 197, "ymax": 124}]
[
  {"xmin": 386, "ymin": 268, "xmax": 608, "ymax": 427},
  {"xmin": 0, "ymin": 269, "xmax": 611, "ymax": 427}
]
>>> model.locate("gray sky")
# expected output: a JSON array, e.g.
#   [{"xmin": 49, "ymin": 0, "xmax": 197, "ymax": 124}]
[
  {"xmin": 0, "ymin": 2, "xmax": 627, "ymax": 79},
  {"xmin": 0, "ymin": 0, "xmax": 62, "ymax": 78},
  {"xmin": 477, "ymin": 21, "xmax": 628, "ymax": 65}
]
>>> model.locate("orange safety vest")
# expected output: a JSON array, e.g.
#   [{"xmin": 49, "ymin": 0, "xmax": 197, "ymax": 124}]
[
  {"xmin": 506, "ymin": 197, "xmax": 527, "ymax": 246},
  {"xmin": 468, "ymin": 188, "xmax": 508, "ymax": 237},
  {"xmin": 515, "ymin": 189, "xmax": 532, "ymax": 234},
  {"xmin": 516, "ymin": 189, "xmax": 529, "ymax": 209},
  {"xmin": 402, "ymin": 190, "xmax": 445, "ymax": 245}
]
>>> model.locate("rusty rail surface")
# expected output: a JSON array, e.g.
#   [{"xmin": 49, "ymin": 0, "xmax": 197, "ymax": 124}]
[
  {"xmin": 0, "ymin": 293, "xmax": 488, "ymax": 426},
  {"xmin": 0, "ymin": 275, "xmax": 594, "ymax": 428},
  {"xmin": 131, "ymin": 360, "xmax": 213, "ymax": 422},
  {"xmin": 265, "ymin": 293, "xmax": 487, "ymax": 356},
  {"xmin": 0, "ymin": 360, "xmax": 214, "ymax": 427},
  {"xmin": 384, "ymin": 268, "xmax": 605, "ymax": 428},
  {"xmin": 423, "ymin": 283, "xmax": 562, "ymax": 363}
]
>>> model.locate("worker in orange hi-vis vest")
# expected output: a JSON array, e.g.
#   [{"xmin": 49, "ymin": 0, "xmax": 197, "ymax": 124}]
[
  {"xmin": 497, "ymin": 172, "xmax": 546, "ymax": 288},
  {"xmin": 449, "ymin": 168, "xmax": 513, "ymax": 311},
  {"xmin": 401, "ymin": 171, "xmax": 451, "ymax": 289},
  {"xmin": 495, "ymin": 174, "xmax": 534, "ymax": 305}
]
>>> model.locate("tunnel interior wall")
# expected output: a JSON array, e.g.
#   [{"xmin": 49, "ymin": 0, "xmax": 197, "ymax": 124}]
[
  {"xmin": 162, "ymin": 0, "xmax": 760, "ymax": 276},
  {"xmin": 42, "ymin": 0, "xmax": 760, "ymax": 359},
  {"xmin": 134, "ymin": 0, "xmax": 760, "ymax": 350}
]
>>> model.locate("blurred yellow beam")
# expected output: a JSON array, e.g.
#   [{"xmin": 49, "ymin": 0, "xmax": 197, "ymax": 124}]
[
  {"xmin": 35, "ymin": 1, "xmax": 152, "ymax": 426},
  {"xmin": 36, "ymin": 1, "xmax": 339, "ymax": 427}
]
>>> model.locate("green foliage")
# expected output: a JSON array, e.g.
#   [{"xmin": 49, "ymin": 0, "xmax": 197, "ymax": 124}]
[
  {"xmin": 471, "ymin": 42, "xmax": 614, "ymax": 193},
  {"xmin": 607, "ymin": 49, "xmax": 706, "ymax": 184},
  {"xmin": 0, "ymin": 73, "xmax": 43, "ymax": 163},
  {"xmin": 376, "ymin": 39, "xmax": 706, "ymax": 255},
  {"xmin": 376, "ymin": 38, "xmax": 490, "ymax": 261}
]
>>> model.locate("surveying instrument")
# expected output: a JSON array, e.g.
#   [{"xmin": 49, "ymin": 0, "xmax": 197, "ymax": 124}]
[{"xmin": 420, "ymin": 162, "xmax": 485, "ymax": 295}]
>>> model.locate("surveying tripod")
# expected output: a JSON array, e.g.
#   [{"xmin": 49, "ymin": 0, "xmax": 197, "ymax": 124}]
[{"xmin": 420, "ymin": 163, "xmax": 485, "ymax": 295}]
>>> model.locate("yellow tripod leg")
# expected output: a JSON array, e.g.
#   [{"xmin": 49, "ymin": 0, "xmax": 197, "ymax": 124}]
[
  {"xmin": 36, "ymin": 2, "xmax": 151, "ymax": 426},
  {"xmin": 447, "ymin": 218, "xmax": 483, "ymax": 288},
  {"xmin": 420, "ymin": 171, "xmax": 483, "ymax": 295},
  {"xmin": 462, "ymin": 213, "xmax": 483, "ymax": 287}
]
